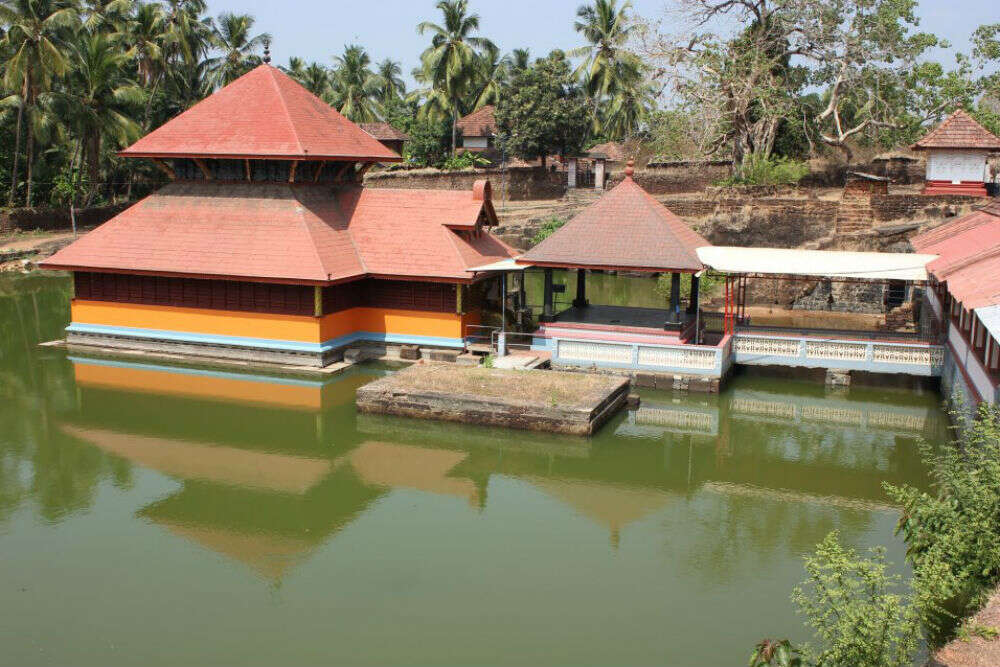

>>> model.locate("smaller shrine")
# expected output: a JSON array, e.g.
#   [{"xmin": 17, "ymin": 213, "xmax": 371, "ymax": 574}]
[{"xmin": 911, "ymin": 108, "xmax": 1000, "ymax": 197}]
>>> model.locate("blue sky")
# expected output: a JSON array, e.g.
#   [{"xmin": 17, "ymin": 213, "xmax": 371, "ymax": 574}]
[{"xmin": 209, "ymin": 0, "xmax": 994, "ymax": 87}]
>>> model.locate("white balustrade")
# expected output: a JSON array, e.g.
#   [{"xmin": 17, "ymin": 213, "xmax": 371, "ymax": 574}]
[
  {"xmin": 637, "ymin": 345, "xmax": 716, "ymax": 369},
  {"xmin": 557, "ymin": 340, "xmax": 632, "ymax": 364},
  {"xmin": 805, "ymin": 341, "xmax": 868, "ymax": 361}
]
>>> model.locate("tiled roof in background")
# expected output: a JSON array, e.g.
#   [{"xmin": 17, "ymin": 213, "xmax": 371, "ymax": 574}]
[
  {"xmin": 911, "ymin": 109, "xmax": 1000, "ymax": 151},
  {"xmin": 120, "ymin": 65, "xmax": 400, "ymax": 161},
  {"xmin": 359, "ymin": 122, "xmax": 410, "ymax": 142},
  {"xmin": 455, "ymin": 105, "xmax": 496, "ymax": 137}
]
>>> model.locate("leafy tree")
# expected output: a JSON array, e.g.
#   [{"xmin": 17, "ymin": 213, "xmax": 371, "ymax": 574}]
[
  {"xmin": 494, "ymin": 50, "xmax": 590, "ymax": 166},
  {"xmin": 374, "ymin": 57, "xmax": 405, "ymax": 104},
  {"xmin": 885, "ymin": 404, "xmax": 1000, "ymax": 643},
  {"xmin": 404, "ymin": 116, "xmax": 451, "ymax": 166},
  {"xmin": 792, "ymin": 532, "xmax": 922, "ymax": 667},
  {"xmin": 1, "ymin": 0, "xmax": 79, "ymax": 206}
]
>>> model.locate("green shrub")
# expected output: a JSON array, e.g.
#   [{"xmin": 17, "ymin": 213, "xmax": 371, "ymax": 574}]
[
  {"xmin": 791, "ymin": 532, "xmax": 922, "ymax": 667},
  {"xmin": 440, "ymin": 151, "xmax": 491, "ymax": 171},
  {"xmin": 719, "ymin": 154, "xmax": 809, "ymax": 186},
  {"xmin": 531, "ymin": 217, "xmax": 567, "ymax": 245},
  {"xmin": 884, "ymin": 404, "xmax": 1000, "ymax": 642}
]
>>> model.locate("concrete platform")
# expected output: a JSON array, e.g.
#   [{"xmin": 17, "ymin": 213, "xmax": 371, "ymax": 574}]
[{"xmin": 356, "ymin": 364, "xmax": 630, "ymax": 435}]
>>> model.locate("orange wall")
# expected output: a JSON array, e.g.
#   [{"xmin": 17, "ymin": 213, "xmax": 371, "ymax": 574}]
[{"xmin": 71, "ymin": 300, "xmax": 471, "ymax": 344}]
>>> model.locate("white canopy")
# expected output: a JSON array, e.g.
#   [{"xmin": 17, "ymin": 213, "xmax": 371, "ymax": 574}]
[
  {"xmin": 696, "ymin": 246, "xmax": 937, "ymax": 281},
  {"xmin": 466, "ymin": 257, "xmax": 529, "ymax": 272},
  {"xmin": 975, "ymin": 304, "xmax": 1000, "ymax": 341}
]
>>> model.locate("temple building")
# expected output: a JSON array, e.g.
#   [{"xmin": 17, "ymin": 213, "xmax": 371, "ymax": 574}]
[
  {"xmin": 911, "ymin": 108, "xmax": 1000, "ymax": 197},
  {"xmin": 42, "ymin": 65, "xmax": 517, "ymax": 367}
]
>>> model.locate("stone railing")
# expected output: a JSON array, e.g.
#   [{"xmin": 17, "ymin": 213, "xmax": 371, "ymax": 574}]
[
  {"xmin": 545, "ymin": 337, "xmax": 726, "ymax": 377},
  {"xmin": 734, "ymin": 332, "xmax": 944, "ymax": 376}
]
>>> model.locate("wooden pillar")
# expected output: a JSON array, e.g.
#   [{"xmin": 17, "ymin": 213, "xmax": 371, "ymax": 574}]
[
  {"xmin": 542, "ymin": 268, "xmax": 554, "ymax": 320},
  {"xmin": 594, "ymin": 158, "xmax": 605, "ymax": 191},
  {"xmin": 456, "ymin": 283, "xmax": 464, "ymax": 315},
  {"xmin": 313, "ymin": 286, "xmax": 323, "ymax": 318},
  {"xmin": 667, "ymin": 272, "xmax": 681, "ymax": 324},
  {"xmin": 687, "ymin": 274, "xmax": 700, "ymax": 314},
  {"xmin": 573, "ymin": 268, "xmax": 588, "ymax": 308}
]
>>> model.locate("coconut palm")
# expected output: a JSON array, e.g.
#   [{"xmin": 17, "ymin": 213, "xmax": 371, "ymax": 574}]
[
  {"xmin": 375, "ymin": 58, "xmax": 405, "ymax": 104},
  {"xmin": 161, "ymin": 0, "xmax": 210, "ymax": 67},
  {"xmin": 49, "ymin": 31, "xmax": 143, "ymax": 205},
  {"xmin": 571, "ymin": 0, "xmax": 643, "ymax": 132},
  {"xmin": 1, "ymin": 0, "xmax": 80, "ymax": 206},
  {"xmin": 282, "ymin": 56, "xmax": 306, "ymax": 80},
  {"xmin": 205, "ymin": 12, "xmax": 269, "ymax": 88},
  {"xmin": 82, "ymin": 0, "xmax": 132, "ymax": 33},
  {"xmin": 416, "ymin": 0, "xmax": 495, "ymax": 152},
  {"xmin": 509, "ymin": 47, "xmax": 531, "ymax": 75},
  {"xmin": 329, "ymin": 44, "xmax": 381, "ymax": 122},
  {"xmin": 471, "ymin": 42, "xmax": 509, "ymax": 108}
]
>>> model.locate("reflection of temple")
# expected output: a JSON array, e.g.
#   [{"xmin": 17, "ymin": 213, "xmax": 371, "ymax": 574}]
[{"xmin": 63, "ymin": 355, "xmax": 936, "ymax": 576}]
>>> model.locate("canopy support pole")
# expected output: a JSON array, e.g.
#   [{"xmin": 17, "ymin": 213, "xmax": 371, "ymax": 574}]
[
  {"xmin": 573, "ymin": 269, "xmax": 588, "ymax": 308},
  {"xmin": 542, "ymin": 268, "xmax": 554, "ymax": 321}
]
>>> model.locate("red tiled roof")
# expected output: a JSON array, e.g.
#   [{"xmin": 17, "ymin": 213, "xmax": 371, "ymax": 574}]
[
  {"xmin": 586, "ymin": 141, "xmax": 627, "ymax": 162},
  {"xmin": 911, "ymin": 109, "xmax": 1000, "ymax": 151},
  {"xmin": 455, "ymin": 105, "xmax": 495, "ymax": 137},
  {"xmin": 121, "ymin": 65, "xmax": 400, "ymax": 161},
  {"xmin": 912, "ymin": 201, "xmax": 1000, "ymax": 308},
  {"xmin": 42, "ymin": 182, "xmax": 516, "ymax": 284},
  {"xmin": 359, "ymin": 122, "xmax": 410, "ymax": 142},
  {"xmin": 518, "ymin": 175, "xmax": 709, "ymax": 271}
]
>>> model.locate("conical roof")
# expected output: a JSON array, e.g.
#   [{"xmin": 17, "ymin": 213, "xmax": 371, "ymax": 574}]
[
  {"xmin": 120, "ymin": 64, "xmax": 400, "ymax": 161},
  {"xmin": 519, "ymin": 173, "xmax": 709, "ymax": 271},
  {"xmin": 911, "ymin": 109, "xmax": 1000, "ymax": 151}
]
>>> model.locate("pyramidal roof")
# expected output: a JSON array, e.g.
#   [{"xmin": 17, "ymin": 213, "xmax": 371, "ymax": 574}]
[
  {"xmin": 519, "ymin": 170, "xmax": 709, "ymax": 271},
  {"xmin": 911, "ymin": 109, "xmax": 1000, "ymax": 151},
  {"xmin": 120, "ymin": 65, "xmax": 401, "ymax": 161}
]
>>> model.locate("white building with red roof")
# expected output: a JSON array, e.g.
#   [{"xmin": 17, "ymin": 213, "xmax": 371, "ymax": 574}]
[{"xmin": 911, "ymin": 109, "xmax": 1000, "ymax": 197}]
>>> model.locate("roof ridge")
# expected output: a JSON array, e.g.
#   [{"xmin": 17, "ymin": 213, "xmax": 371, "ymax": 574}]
[
  {"xmin": 266, "ymin": 66, "xmax": 306, "ymax": 156},
  {"xmin": 339, "ymin": 187, "xmax": 370, "ymax": 274}
]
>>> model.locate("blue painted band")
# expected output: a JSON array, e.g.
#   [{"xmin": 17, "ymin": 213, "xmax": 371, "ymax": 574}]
[{"xmin": 66, "ymin": 323, "xmax": 465, "ymax": 354}]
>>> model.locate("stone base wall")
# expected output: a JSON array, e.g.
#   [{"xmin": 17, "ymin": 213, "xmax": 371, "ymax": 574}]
[
  {"xmin": 1, "ymin": 203, "xmax": 129, "ymax": 234},
  {"xmin": 364, "ymin": 166, "xmax": 566, "ymax": 200},
  {"xmin": 606, "ymin": 161, "xmax": 732, "ymax": 194}
]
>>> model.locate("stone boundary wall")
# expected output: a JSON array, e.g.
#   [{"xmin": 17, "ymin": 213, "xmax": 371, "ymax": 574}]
[
  {"xmin": 1, "ymin": 203, "xmax": 130, "ymax": 234},
  {"xmin": 364, "ymin": 166, "xmax": 566, "ymax": 200},
  {"xmin": 871, "ymin": 194, "xmax": 977, "ymax": 222},
  {"xmin": 606, "ymin": 162, "xmax": 733, "ymax": 194}
]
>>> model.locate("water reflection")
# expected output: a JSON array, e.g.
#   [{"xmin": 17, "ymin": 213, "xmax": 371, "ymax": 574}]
[{"xmin": 0, "ymin": 273, "xmax": 944, "ymax": 665}]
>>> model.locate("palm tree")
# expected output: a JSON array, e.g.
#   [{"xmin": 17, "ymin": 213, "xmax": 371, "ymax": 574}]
[
  {"xmin": 570, "ymin": 0, "xmax": 642, "ymax": 132},
  {"xmin": 471, "ymin": 42, "xmax": 508, "ymax": 108},
  {"xmin": 162, "ymin": 0, "xmax": 210, "ymax": 67},
  {"xmin": 122, "ymin": 1, "xmax": 166, "ymax": 123},
  {"xmin": 602, "ymin": 76, "xmax": 655, "ymax": 140},
  {"xmin": 82, "ymin": 0, "xmax": 132, "ymax": 33},
  {"xmin": 375, "ymin": 58, "xmax": 405, "ymax": 104},
  {"xmin": 509, "ymin": 48, "xmax": 531, "ymax": 75},
  {"xmin": 205, "ymin": 12, "xmax": 269, "ymax": 88},
  {"xmin": 300, "ymin": 62, "xmax": 330, "ymax": 98},
  {"xmin": 282, "ymin": 56, "xmax": 307, "ymax": 80},
  {"xmin": 1, "ymin": 0, "xmax": 79, "ymax": 206},
  {"xmin": 416, "ymin": 0, "xmax": 495, "ymax": 152},
  {"xmin": 329, "ymin": 44, "xmax": 380, "ymax": 122},
  {"xmin": 50, "ymin": 31, "xmax": 143, "ymax": 205}
]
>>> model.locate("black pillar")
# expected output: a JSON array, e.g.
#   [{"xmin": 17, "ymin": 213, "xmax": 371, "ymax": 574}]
[
  {"xmin": 667, "ymin": 272, "xmax": 681, "ymax": 324},
  {"xmin": 542, "ymin": 268, "xmax": 554, "ymax": 320},
  {"xmin": 687, "ymin": 274, "xmax": 700, "ymax": 314},
  {"xmin": 573, "ymin": 268, "xmax": 588, "ymax": 308}
]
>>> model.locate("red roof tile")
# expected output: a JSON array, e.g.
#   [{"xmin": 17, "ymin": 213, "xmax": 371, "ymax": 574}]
[
  {"xmin": 42, "ymin": 182, "xmax": 516, "ymax": 284},
  {"xmin": 455, "ymin": 105, "xmax": 495, "ymax": 137},
  {"xmin": 519, "ymin": 175, "xmax": 709, "ymax": 271},
  {"xmin": 912, "ymin": 201, "xmax": 1000, "ymax": 308},
  {"xmin": 911, "ymin": 109, "xmax": 1000, "ymax": 151},
  {"xmin": 121, "ymin": 65, "xmax": 400, "ymax": 161},
  {"xmin": 359, "ymin": 122, "xmax": 410, "ymax": 142},
  {"xmin": 586, "ymin": 141, "xmax": 627, "ymax": 162}
]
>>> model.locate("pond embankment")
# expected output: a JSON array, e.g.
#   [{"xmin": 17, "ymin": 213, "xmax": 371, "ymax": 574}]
[{"xmin": 355, "ymin": 364, "xmax": 630, "ymax": 435}]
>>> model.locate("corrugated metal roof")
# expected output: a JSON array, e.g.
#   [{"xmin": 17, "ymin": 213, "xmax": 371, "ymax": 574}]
[{"xmin": 696, "ymin": 246, "xmax": 937, "ymax": 281}]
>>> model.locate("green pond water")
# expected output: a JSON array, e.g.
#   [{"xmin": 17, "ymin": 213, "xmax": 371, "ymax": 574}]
[{"xmin": 0, "ymin": 273, "xmax": 947, "ymax": 666}]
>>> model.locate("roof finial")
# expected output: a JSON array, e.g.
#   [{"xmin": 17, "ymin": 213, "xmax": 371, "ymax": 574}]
[
  {"xmin": 263, "ymin": 39, "xmax": 271, "ymax": 64},
  {"xmin": 625, "ymin": 159, "xmax": 635, "ymax": 178}
]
